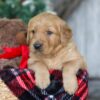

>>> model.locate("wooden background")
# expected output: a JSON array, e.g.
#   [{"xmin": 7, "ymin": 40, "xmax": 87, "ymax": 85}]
[{"xmin": 67, "ymin": 0, "xmax": 100, "ymax": 77}]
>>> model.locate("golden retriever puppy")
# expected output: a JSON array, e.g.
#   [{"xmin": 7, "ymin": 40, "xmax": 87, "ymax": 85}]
[{"xmin": 27, "ymin": 12, "xmax": 87, "ymax": 94}]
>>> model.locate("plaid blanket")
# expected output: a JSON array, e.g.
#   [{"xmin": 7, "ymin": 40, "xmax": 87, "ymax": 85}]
[{"xmin": 0, "ymin": 67, "xmax": 88, "ymax": 100}]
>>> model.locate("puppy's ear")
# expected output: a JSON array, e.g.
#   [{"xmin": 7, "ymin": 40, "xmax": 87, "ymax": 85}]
[
  {"xmin": 27, "ymin": 21, "xmax": 32, "ymax": 45},
  {"xmin": 27, "ymin": 23, "xmax": 32, "ymax": 45},
  {"xmin": 60, "ymin": 22, "xmax": 72, "ymax": 45},
  {"xmin": 27, "ymin": 32, "xmax": 30, "ymax": 45}
]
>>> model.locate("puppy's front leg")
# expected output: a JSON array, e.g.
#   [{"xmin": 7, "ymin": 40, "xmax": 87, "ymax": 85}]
[
  {"xmin": 28, "ymin": 59, "xmax": 50, "ymax": 89},
  {"xmin": 62, "ymin": 59, "xmax": 86, "ymax": 94}
]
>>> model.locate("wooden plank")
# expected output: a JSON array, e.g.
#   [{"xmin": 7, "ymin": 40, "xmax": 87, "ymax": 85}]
[{"xmin": 67, "ymin": 0, "xmax": 100, "ymax": 77}]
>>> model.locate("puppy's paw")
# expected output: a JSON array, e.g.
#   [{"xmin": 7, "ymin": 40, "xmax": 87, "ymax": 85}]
[
  {"xmin": 35, "ymin": 71, "xmax": 50, "ymax": 89},
  {"xmin": 63, "ymin": 75, "xmax": 78, "ymax": 95}
]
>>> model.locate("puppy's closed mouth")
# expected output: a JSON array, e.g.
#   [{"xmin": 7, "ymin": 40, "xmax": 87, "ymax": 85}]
[{"xmin": 35, "ymin": 48, "xmax": 43, "ymax": 52}]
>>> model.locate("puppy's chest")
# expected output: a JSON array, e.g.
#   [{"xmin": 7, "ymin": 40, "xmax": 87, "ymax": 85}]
[{"xmin": 44, "ymin": 54, "xmax": 67, "ymax": 70}]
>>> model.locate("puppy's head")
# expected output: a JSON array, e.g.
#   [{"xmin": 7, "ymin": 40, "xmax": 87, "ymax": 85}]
[{"xmin": 27, "ymin": 12, "xmax": 72, "ymax": 55}]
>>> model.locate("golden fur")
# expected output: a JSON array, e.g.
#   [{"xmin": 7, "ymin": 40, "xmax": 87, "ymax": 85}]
[{"xmin": 27, "ymin": 12, "xmax": 87, "ymax": 94}]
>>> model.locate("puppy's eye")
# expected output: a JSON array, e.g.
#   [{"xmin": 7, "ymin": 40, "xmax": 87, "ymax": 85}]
[
  {"xmin": 47, "ymin": 31, "xmax": 53, "ymax": 35},
  {"xmin": 31, "ymin": 30, "xmax": 35, "ymax": 34}
]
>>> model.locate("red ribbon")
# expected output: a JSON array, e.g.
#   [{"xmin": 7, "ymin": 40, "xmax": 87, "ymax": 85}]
[{"xmin": 0, "ymin": 45, "xmax": 29, "ymax": 69}]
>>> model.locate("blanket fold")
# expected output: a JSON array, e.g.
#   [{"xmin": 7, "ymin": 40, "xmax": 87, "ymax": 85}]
[{"xmin": 0, "ymin": 67, "xmax": 88, "ymax": 100}]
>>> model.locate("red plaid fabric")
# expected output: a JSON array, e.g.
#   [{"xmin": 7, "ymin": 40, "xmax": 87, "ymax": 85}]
[{"xmin": 0, "ymin": 67, "xmax": 88, "ymax": 100}]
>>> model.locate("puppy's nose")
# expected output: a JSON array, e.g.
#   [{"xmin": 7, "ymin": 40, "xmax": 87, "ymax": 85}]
[{"xmin": 34, "ymin": 42, "xmax": 42, "ymax": 50}]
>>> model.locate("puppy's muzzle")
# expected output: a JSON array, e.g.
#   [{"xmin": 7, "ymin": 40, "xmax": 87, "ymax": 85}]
[{"xmin": 33, "ymin": 42, "xmax": 43, "ymax": 50}]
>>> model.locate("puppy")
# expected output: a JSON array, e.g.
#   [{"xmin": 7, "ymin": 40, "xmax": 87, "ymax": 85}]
[{"xmin": 27, "ymin": 12, "xmax": 87, "ymax": 94}]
